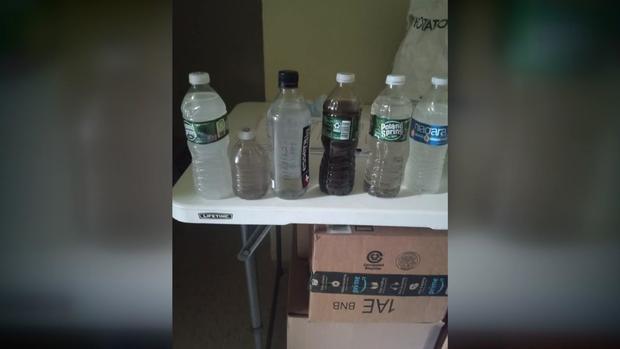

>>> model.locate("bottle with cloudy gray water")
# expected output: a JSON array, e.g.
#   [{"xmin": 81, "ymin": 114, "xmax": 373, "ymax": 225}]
[
  {"xmin": 181, "ymin": 72, "xmax": 232, "ymax": 199},
  {"xmin": 404, "ymin": 77, "xmax": 448, "ymax": 194},
  {"xmin": 268, "ymin": 70, "xmax": 312, "ymax": 199},
  {"xmin": 364, "ymin": 75, "xmax": 413, "ymax": 197},
  {"xmin": 230, "ymin": 128, "xmax": 269, "ymax": 199}
]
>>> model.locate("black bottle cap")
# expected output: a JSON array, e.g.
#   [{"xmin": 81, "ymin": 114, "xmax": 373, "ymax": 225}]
[{"xmin": 278, "ymin": 70, "xmax": 299, "ymax": 88}]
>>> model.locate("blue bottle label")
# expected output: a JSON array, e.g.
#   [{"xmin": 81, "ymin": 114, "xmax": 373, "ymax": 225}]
[{"xmin": 410, "ymin": 119, "xmax": 448, "ymax": 146}]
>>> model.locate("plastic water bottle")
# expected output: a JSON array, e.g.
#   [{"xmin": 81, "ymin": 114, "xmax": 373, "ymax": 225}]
[
  {"xmin": 181, "ymin": 72, "xmax": 232, "ymax": 199},
  {"xmin": 364, "ymin": 75, "xmax": 413, "ymax": 197},
  {"xmin": 319, "ymin": 72, "xmax": 361, "ymax": 195},
  {"xmin": 230, "ymin": 128, "xmax": 270, "ymax": 199},
  {"xmin": 268, "ymin": 70, "xmax": 312, "ymax": 199},
  {"xmin": 404, "ymin": 77, "xmax": 448, "ymax": 194}
]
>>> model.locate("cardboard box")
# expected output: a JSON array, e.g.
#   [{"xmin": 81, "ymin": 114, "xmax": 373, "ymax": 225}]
[
  {"xmin": 309, "ymin": 225, "xmax": 447, "ymax": 323},
  {"xmin": 288, "ymin": 255, "xmax": 443, "ymax": 349}
]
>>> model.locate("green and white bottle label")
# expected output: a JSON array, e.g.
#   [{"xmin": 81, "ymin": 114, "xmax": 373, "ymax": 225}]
[
  {"xmin": 369, "ymin": 115, "xmax": 410, "ymax": 142},
  {"xmin": 184, "ymin": 114, "xmax": 229, "ymax": 144},
  {"xmin": 322, "ymin": 114, "xmax": 359, "ymax": 141}
]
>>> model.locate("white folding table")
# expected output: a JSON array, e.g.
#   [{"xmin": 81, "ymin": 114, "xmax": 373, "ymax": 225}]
[{"xmin": 172, "ymin": 102, "xmax": 448, "ymax": 349}]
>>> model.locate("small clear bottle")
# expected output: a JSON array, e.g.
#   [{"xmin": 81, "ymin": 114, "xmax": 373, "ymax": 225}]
[{"xmin": 230, "ymin": 128, "xmax": 270, "ymax": 200}]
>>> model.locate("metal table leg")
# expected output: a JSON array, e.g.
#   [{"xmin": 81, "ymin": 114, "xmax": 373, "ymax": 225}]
[
  {"xmin": 239, "ymin": 224, "xmax": 284, "ymax": 349},
  {"xmin": 241, "ymin": 225, "xmax": 263, "ymax": 349},
  {"xmin": 265, "ymin": 225, "xmax": 283, "ymax": 349}
]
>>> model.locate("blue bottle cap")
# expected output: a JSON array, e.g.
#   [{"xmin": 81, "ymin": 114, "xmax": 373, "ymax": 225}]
[{"xmin": 278, "ymin": 70, "xmax": 299, "ymax": 88}]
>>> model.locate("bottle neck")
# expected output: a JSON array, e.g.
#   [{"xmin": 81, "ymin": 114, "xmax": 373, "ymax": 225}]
[
  {"xmin": 190, "ymin": 83, "xmax": 212, "ymax": 91},
  {"xmin": 279, "ymin": 87, "xmax": 299, "ymax": 95},
  {"xmin": 278, "ymin": 87, "xmax": 304, "ymax": 102},
  {"xmin": 384, "ymin": 84, "xmax": 406, "ymax": 97},
  {"xmin": 387, "ymin": 84, "xmax": 404, "ymax": 91},
  {"xmin": 428, "ymin": 84, "xmax": 447, "ymax": 102},
  {"xmin": 327, "ymin": 82, "xmax": 358, "ymax": 103}
]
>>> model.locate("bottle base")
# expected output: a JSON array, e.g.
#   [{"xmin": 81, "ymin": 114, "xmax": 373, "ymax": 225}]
[
  {"xmin": 275, "ymin": 189, "xmax": 306, "ymax": 200},
  {"xmin": 276, "ymin": 192, "xmax": 306, "ymax": 200},
  {"xmin": 408, "ymin": 184, "xmax": 441, "ymax": 195},
  {"xmin": 320, "ymin": 187, "xmax": 354, "ymax": 196},
  {"xmin": 319, "ymin": 154, "xmax": 356, "ymax": 196},
  {"xmin": 197, "ymin": 189, "xmax": 233, "ymax": 200},
  {"xmin": 363, "ymin": 181, "xmax": 400, "ymax": 198},
  {"xmin": 236, "ymin": 192, "xmax": 268, "ymax": 200}
]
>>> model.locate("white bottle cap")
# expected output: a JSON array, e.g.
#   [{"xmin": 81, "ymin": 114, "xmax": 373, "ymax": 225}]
[
  {"xmin": 386, "ymin": 74, "xmax": 406, "ymax": 85},
  {"xmin": 431, "ymin": 76, "xmax": 448, "ymax": 86},
  {"xmin": 238, "ymin": 127, "xmax": 255, "ymax": 140},
  {"xmin": 336, "ymin": 72, "xmax": 355, "ymax": 83},
  {"xmin": 189, "ymin": 72, "xmax": 210, "ymax": 85}
]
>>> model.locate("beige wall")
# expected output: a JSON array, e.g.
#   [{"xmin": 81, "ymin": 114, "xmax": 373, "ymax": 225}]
[{"xmin": 262, "ymin": 0, "xmax": 410, "ymax": 104}]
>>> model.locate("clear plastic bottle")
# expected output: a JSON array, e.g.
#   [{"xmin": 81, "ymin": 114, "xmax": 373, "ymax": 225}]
[
  {"xmin": 230, "ymin": 128, "xmax": 270, "ymax": 199},
  {"xmin": 404, "ymin": 77, "xmax": 448, "ymax": 194},
  {"xmin": 267, "ymin": 70, "xmax": 312, "ymax": 199},
  {"xmin": 364, "ymin": 75, "xmax": 413, "ymax": 197},
  {"xmin": 181, "ymin": 72, "xmax": 232, "ymax": 199},
  {"xmin": 319, "ymin": 72, "xmax": 362, "ymax": 195}
]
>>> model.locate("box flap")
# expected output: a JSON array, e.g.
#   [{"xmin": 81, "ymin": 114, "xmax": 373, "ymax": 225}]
[
  {"xmin": 287, "ymin": 315, "xmax": 444, "ymax": 349},
  {"xmin": 287, "ymin": 255, "xmax": 310, "ymax": 316},
  {"xmin": 311, "ymin": 226, "xmax": 447, "ymax": 275}
]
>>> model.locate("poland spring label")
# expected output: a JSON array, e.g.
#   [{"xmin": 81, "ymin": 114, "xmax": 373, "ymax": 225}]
[
  {"xmin": 410, "ymin": 119, "xmax": 448, "ymax": 146},
  {"xmin": 369, "ymin": 115, "xmax": 410, "ymax": 142},
  {"xmin": 184, "ymin": 114, "xmax": 229, "ymax": 144},
  {"xmin": 322, "ymin": 114, "xmax": 358, "ymax": 141}
]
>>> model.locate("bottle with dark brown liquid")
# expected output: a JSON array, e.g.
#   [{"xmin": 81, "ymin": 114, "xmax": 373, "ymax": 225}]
[{"xmin": 319, "ymin": 72, "xmax": 362, "ymax": 195}]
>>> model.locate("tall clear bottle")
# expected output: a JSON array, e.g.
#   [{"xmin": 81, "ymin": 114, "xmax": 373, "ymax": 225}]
[
  {"xmin": 364, "ymin": 75, "xmax": 413, "ymax": 197},
  {"xmin": 404, "ymin": 77, "xmax": 448, "ymax": 194},
  {"xmin": 319, "ymin": 72, "xmax": 361, "ymax": 195},
  {"xmin": 230, "ymin": 128, "xmax": 270, "ymax": 200},
  {"xmin": 181, "ymin": 72, "xmax": 232, "ymax": 199},
  {"xmin": 268, "ymin": 70, "xmax": 312, "ymax": 199}
]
